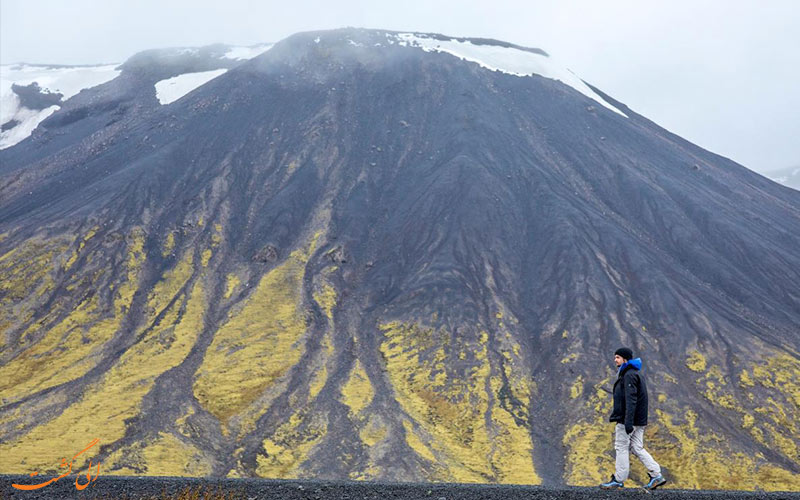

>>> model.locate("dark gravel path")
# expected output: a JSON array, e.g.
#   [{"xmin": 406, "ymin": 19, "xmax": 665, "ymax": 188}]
[{"xmin": 1, "ymin": 476, "xmax": 798, "ymax": 500}]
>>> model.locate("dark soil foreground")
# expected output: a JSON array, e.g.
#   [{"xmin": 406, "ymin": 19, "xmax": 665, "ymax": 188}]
[{"xmin": 1, "ymin": 476, "xmax": 798, "ymax": 500}]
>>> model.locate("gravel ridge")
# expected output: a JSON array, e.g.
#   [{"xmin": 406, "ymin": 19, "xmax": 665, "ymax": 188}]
[{"xmin": 2, "ymin": 475, "xmax": 798, "ymax": 500}]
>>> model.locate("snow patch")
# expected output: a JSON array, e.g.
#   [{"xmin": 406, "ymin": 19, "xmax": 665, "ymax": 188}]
[
  {"xmin": 0, "ymin": 102, "xmax": 59, "ymax": 149},
  {"xmin": 393, "ymin": 33, "xmax": 626, "ymax": 117},
  {"xmin": 222, "ymin": 44, "xmax": 274, "ymax": 61},
  {"xmin": 0, "ymin": 64, "xmax": 120, "ymax": 101},
  {"xmin": 0, "ymin": 63, "xmax": 120, "ymax": 149},
  {"xmin": 768, "ymin": 167, "xmax": 800, "ymax": 190},
  {"xmin": 154, "ymin": 69, "xmax": 228, "ymax": 105}
]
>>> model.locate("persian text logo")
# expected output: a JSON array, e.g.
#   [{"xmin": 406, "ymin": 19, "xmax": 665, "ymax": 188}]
[{"xmin": 12, "ymin": 438, "xmax": 101, "ymax": 491}]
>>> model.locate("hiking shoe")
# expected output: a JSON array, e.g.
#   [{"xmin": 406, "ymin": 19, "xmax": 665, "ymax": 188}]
[
  {"xmin": 600, "ymin": 475, "xmax": 624, "ymax": 489},
  {"xmin": 643, "ymin": 474, "xmax": 667, "ymax": 490}
]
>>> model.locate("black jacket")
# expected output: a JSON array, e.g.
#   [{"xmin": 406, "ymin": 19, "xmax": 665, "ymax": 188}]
[{"xmin": 609, "ymin": 358, "xmax": 648, "ymax": 429}]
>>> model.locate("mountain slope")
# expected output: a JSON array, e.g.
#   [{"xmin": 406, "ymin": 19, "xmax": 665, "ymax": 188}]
[{"xmin": 0, "ymin": 28, "xmax": 798, "ymax": 490}]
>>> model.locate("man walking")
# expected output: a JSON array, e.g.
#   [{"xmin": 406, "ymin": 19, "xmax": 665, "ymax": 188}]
[{"xmin": 600, "ymin": 347, "xmax": 667, "ymax": 490}]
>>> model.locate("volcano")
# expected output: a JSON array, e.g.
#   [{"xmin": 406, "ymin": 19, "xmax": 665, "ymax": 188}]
[{"xmin": 1, "ymin": 28, "xmax": 798, "ymax": 490}]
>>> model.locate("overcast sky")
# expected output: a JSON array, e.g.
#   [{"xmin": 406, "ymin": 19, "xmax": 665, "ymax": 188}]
[{"xmin": 2, "ymin": 0, "xmax": 798, "ymax": 174}]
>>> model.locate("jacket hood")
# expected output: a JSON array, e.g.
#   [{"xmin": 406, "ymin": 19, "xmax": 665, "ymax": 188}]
[{"xmin": 618, "ymin": 357, "xmax": 642, "ymax": 375}]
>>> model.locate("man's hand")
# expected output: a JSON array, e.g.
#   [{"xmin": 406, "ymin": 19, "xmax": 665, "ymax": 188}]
[{"xmin": 625, "ymin": 424, "xmax": 634, "ymax": 435}]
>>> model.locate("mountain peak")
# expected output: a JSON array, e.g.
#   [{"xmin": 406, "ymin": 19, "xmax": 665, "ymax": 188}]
[
  {"xmin": 283, "ymin": 27, "xmax": 550, "ymax": 56},
  {"xmin": 257, "ymin": 28, "xmax": 624, "ymax": 116}
]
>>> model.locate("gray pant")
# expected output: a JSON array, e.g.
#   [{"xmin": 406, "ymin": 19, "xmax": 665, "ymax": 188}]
[{"xmin": 614, "ymin": 423, "xmax": 661, "ymax": 482}]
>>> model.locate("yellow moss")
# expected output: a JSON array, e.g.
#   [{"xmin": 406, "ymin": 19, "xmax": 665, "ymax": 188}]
[
  {"xmin": 256, "ymin": 410, "xmax": 326, "ymax": 478},
  {"xmin": 194, "ymin": 239, "xmax": 316, "ymax": 427},
  {"xmin": 0, "ymin": 247, "xmax": 18, "ymax": 264},
  {"xmin": 200, "ymin": 248, "xmax": 212, "ymax": 267},
  {"xmin": 762, "ymin": 422, "xmax": 797, "ymax": 463},
  {"xmin": 162, "ymin": 232, "xmax": 176, "ymax": 257},
  {"xmin": 750, "ymin": 353, "xmax": 800, "ymax": 406},
  {"xmin": 751, "ymin": 364, "xmax": 773, "ymax": 387},
  {"xmin": 0, "ymin": 294, "xmax": 118, "ymax": 401},
  {"xmin": 657, "ymin": 394, "xmax": 667, "ymax": 403},
  {"xmin": 314, "ymin": 282, "xmax": 337, "ymax": 320},
  {"xmin": 752, "ymin": 396, "xmax": 797, "ymax": 458},
  {"xmin": 379, "ymin": 321, "xmax": 539, "ymax": 483},
  {"xmin": 488, "ymin": 386, "xmax": 537, "ymax": 484},
  {"xmin": 308, "ymin": 364, "xmax": 327, "ymax": 402},
  {"xmin": 359, "ymin": 418, "xmax": 388, "ymax": 447},
  {"xmin": 82, "ymin": 226, "xmax": 98, "ymax": 243},
  {"xmin": 146, "ymin": 250, "xmax": 194, "ymax": 323},
  {"xmin": 350, "ymin": 465, "xmax": 382, "ymax": 481},
  {"xmin": 707, "ymin": 364, "xmax": 722, "ymax": 380},
  {"xmin": 64, "ymin": 251, "xmax": 79, "ymax": 270},
  {"xmin": 562, "ymin": 330, "xmax": 568, "ymax": 338},
  {"xmin": 738, "ymin": 369, "xmax": 754, "ymax": 387},
  {"xmin": 561, "ymin": 353, "xmax": 578, "ymax": 364},
  {"xmin": 563, "ymin": 381, "xmax": 615, "ymax": 485},
  {"xmin": 118, "ymin": 228, "xmax": 146, "ymax": 316},
  {"xmin": 0, "ymin": 231, "xmax": 143, "ymax": 404},
  {"xmin": 1, "ymin": 237, "xmax": 67, "ymax": 311},
  {"xmin": 402, "ymin": 419, "xmax": 436, "ymax": 463},
  {"xmin": 340, "ymin": 359, "xmax": 374, "ymax": 417},
  {"xmin": 730, "ymin": 350, "xmax": 800, "ymax": 470},
  {"xmin": 64, "ymin": 228, "xmax": 96, "ymax": 270},
  {"xmin": 700, "ymin": 362, "xmax": 739, "ymax": 409},
  {"xmin": 223, "ymin": 273, "xmax": 240, "ymax": 299},
  {"xmin": 103, "ymin": 428, "xmax": 211, "ymax": 477},
  {"xmin": 686, "ymin": 350, "xmax": 707, "ymax": 372},
  {"xmin": 306, "ymin": 321, "xmax": 334, "ymax": 408},
  {"xmin": 0, "ymin": 277, "xmax": 205, "ymax": 474},
  {"xmin": 754, "ymin": 464, "xmax": 800, "ymax": 489},
  {"xmin": 643, "ymin": 407, "xmax": 800, "ymax": 491},
  {"xmin": 140, "ymin": 432, "xmax": 211, "ymax": 476},
  {"xmin": 211, "ymin": 224, "xmax": 223, "ymax": 247},
  {"xmin": 308, "ymin": 230, "xmax": 323, "ymax": 255},
  {"xmin": 715, "ymin": 393, "xmax": 737, "ymax": 409},
  {"xmin": 570, "ymin": 376, "xmax": 584, "ymax": 399},
  {"xmin": 176, "ymin": 406, "xmax": 196, "ymax": 437}
]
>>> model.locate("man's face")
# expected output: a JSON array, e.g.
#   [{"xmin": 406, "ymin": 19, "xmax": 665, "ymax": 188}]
[{"xmin": 614, "ymin": 354, "xmax": 625, "ymax": 367}]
